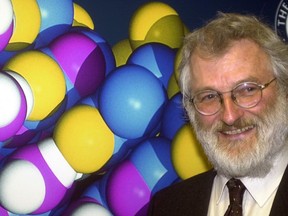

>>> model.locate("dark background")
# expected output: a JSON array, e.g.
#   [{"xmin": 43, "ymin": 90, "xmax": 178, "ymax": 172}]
[{"xmin": 73, "ymin": 0, "xmax": 280, "ymax": 46}]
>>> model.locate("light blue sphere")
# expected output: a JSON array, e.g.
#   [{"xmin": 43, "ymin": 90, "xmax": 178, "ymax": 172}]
[
  {"xmin": 99, "ymin": 65, "xmax": 167, "ymax": 139},
  {"xmin": 127, "ymin": 42, "xmax": 176, "ymax": 89}
]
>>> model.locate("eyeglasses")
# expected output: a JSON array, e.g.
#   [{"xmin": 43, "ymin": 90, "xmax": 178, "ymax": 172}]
[{"xmin": 189, "ymin": 78, "xmax": 276, "ymax": 116}]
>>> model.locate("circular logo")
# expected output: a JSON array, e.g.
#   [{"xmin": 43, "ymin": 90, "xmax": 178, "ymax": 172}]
[{"xmin": 275, "ymin": 0, "xmax": 288, "ymax": 41}]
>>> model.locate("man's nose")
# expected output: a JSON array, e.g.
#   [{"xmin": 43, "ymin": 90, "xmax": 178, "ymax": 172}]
[{"xmin": 220, "ymin": 95, "xmax": 244, "ymax": 125}]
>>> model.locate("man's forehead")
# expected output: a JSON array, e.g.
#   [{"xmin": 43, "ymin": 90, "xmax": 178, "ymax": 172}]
[{"xmin": 188, "ymin": 40, "xmax": 273, "ymax": 90}]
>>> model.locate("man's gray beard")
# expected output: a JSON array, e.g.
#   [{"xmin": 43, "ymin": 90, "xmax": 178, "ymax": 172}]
[{"xmin": 188, "ymin": 92, "xmax": 288, "ymax": 178}]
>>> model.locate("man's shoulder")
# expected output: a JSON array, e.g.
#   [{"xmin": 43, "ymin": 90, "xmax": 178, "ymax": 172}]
[
  {"xmin": 148, "ymin": 170, "xmax": 216, "ymax": 215},
  {"xmin": 156, "ymin": 169, "xmax": 216, "ymax": 197}
]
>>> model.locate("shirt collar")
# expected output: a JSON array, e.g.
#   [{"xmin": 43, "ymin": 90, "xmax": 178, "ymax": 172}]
[{"xmin": 215, "ymin": 147, "xmax": 288, "ymax": 207}]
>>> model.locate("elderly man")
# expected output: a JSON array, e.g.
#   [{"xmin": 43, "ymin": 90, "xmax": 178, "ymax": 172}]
[{"xmin": 148, "ymin": 12, "xmax": 288, "ymax": 216}]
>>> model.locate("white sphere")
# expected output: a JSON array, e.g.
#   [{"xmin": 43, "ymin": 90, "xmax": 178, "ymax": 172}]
[
  {"xmin": 0, "ymin": 159, "xmax": 45, "ymax": 214},
  {"xmin": 38, "ymin": 138, "xmax": 77, "ymax": 187},
  {"xmin": 0, "ymin": 73, "xmax": 23, "ymax": 128},
  {"xmin": 0, "ymin": 0, "xmax": 13, "ymax": 34},
  {"xmin": 71, "ymin": 203, "xmax": 113, "ymax": 216},
  {"xmin": 7, "ymin": 71, "xmax": 34, "ymax": 119}
]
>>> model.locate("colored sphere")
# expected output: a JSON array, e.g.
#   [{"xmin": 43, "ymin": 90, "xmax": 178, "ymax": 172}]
[
  {"xmin": 160, "ymin": 93, "xmax": 187, "ymax": 140},
  {"xmin": 0, "ymin": 205, "xmax": 8, "ymax": 216},
  {"xmin": 6, "ymin": 0, "xmax": 41, "ymax": 51},
  {"xmin": 127, "ymin": 42, "xmax": 176, "ymax": 89},
  {"xmin": 112, "ymin": 39, "xmax": 133, "ymax": 67},
  {"xmin": 7, "ymin": 139, "xmax": 76, "ymax": 214},
  {"xmin": 107, "ymin": 160, "xmax": 151, "ymax": 216},
  {"xmin": 0, "ymin": 0, "xmax": 13, "ymax": 34},
  {"xmin": 167, "ymin": 72, "xmax": 180, "ymax": 98},
  {"xmin": 99, "ymin": 65, "xmax": 167, "ymax": 139},
  {"xmin": 73, "ymin": 3, "xmax": 94, "ymax": 30},
  {"xmin": 0, "ymin": 72, "xmax": 27, "ymax": 141},
  {"xmin": 35, "ymin": 0, "xmax": 74, "ymax": 48},
  {"xmin": 0, "ymin": 49, "xmax": 18, "ymax": 68},
  {"xmin": 107, "ymin": 137, "xmax": 178, "ymax": 216},
  {"xmin": 0, "ymin": 0, "xmax": 13, "ymax": 51},
  {"xmin": 75, "ymin": 28, "xmax": 116, "ymax": 76},
  {"xmin": 66, "ymin": 202, "xmax": 112, "ymax": 216},
  {"xmin": 34, "ymin": 138, "xmax": 76, "ymax": 214},
  {"xmin": 102, "ymin": 134, "xmax": 131, "ymax": 171},
  {"xmin": 129, "ymin": 137, "xmax": 178, "ymax": 193},
  {"xmin": 54, "ymin": 105, "xmax": 115, "ymax": 173},
  {"xmin": 4, "ymin": 126, "xmax": 38, "ymax": 148},
  {"xmin": 173, "ymin": 47, "xmax": 182, "ymax": 82},
  {"xmin": 0, "ymin": 22, "xmax": 13, "ymax": 49},
  {"xmin": 129, "ymin": 2, "xmax": 185, "ymax": 49},
  {"xmin": 3, "ymin": 69, "xmax": 51, "ymax": 146},
  {"xmin": 7, "ymin": 71, "xmax": 34, "ymax": 118},
  {"xmin": 49, "ymin": 31, "xmax": 106, "ymax": 108},
  {"xmin": 171, "ymin": 124, "xmax": 212, "ymax": 180},
  {"xmin": 23, "ymin": 96, "xmax": 67, "ymax": 132},
  {"xmin": 3, "ymin": 50, "xmax": 66, "ymax": 121},
  {"xmin": 0, "ymin": 160, "xmax": 45, "ymax": 214}
]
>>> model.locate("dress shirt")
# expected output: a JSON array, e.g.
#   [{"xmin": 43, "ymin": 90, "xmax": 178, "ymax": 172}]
[{"xmin": 207, "ymin": 148, "xmax": 288, "ymax": 216}]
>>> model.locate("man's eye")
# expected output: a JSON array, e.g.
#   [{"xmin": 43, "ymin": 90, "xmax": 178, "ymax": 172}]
[
  {"xmin": 246, "ymin": 86, "xmax": 258, "ymax": 93},
  {"xmin": 199, "ymin": 93, "xmax": 218, "ymax": 102},
  {"xmin": 236, "ymin": 85, "xmax": 258, "ymax": 96}
]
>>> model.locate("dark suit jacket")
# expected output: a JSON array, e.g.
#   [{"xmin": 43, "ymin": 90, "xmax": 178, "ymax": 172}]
[{"xmin": 148, "ymin": 166, "xmax": 288, "ymax": 216}]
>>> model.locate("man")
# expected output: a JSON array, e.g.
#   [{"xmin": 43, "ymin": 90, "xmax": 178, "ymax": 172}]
[{"xmin": 148, "ymin": 12, "xmax": 288, "ymax": 216}]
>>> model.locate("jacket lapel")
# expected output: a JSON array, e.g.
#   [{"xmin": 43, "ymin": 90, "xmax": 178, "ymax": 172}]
[
  {"xmin": 269, "ymin": 165, "xmax": 288, "ymax": 216},
  {"xmin": 188, "ymin": 170, "xmax": 216, "ymax": 216}
]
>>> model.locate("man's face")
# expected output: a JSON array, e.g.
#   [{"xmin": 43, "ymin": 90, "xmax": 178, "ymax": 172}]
[{"xmin": 188, "ymin": 39, "xmax": 287, "ymax": 178}]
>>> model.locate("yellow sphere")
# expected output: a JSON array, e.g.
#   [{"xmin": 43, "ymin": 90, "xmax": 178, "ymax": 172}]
[
  {"xmin": 174, "ymin": 48, "xmax": 182, "ymax": 83},
  {"xmin": 73, "ymin": 3, "xmax": 94, "ymax": 30},
  {"xmin": 129, "ymin": 2, "xmax": 185, "ymax": 50},
  {"xmin": 183, "ymin": 24, "xmax": 190, "ymax": 35},
  {"xmin": 53, "ymin": 105, "xmax": 115, "ymax": 173},
  {"xmin": 112, "ymin": 39, "xmax": 133, "ymax": 67},
  {"xmin": 3, "ymin": 50, "xmax": 66, "ymax": 121},
  {"xmin": 167, "ymin": 73, "xmax": 180, "ymax": 99},
  {"xmin": 168, "ymin": 44, "xmax": 186, "ymax": 98},
  {"xmin": 6, "ymin": 0, "xmax": 41, "ymax": 51},
  {"xmin": 171, "ymin": 124, "xmax": 212, "ymax": 180}
]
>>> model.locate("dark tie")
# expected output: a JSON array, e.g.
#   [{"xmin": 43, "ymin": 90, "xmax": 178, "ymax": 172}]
[{"xmin": 224, "ymin": 178, "xmax": 246, "ymax": 216}]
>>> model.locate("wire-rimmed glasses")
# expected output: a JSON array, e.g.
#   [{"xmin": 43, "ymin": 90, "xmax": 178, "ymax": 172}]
[{"xmin": 189, "ymin": 78, "xmax": 276, "ymax": 116}]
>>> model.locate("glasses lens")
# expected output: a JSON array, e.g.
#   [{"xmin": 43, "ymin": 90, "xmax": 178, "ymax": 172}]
[
  {"xmin": 233, "ymin": 82, "xmax": 261, "ymax": 108},
  {"xmin": 193, "ymin": 91, "xmax": 221, "ymax": 115}
]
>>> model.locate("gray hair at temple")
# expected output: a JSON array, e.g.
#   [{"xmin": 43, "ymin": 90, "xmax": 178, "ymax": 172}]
[{"xmin": 178, "ymin": 12, "xmax": 288, "ymax": 111}]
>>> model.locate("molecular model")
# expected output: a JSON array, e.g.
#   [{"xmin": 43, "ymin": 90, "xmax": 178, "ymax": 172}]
[{"xmin": 0, "ymin": 0, "xmax": 211, "ymax": 215}]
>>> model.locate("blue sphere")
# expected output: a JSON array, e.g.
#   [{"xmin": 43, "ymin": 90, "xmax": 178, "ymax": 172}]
[
  {"xmin": 127, "ymin": 42, "xmax": 176, "ymax": 89},
  {"xmin": 99, "ymin": 65, "xmax": 167, "ymax": 139},
  {"xmin": 160, "ymin": 92, "xmax": 188, "ymax": 140},
  {"xmin": 35, "ymin": 0, "xmax": 74, "ymax": 48},
  {"xmin": 129, "ymin": 137, "xmax": 178, "ymax": 194},
  {"xmin": 72, "ymin": 27, "xmax": 116, "ymax": 76}
]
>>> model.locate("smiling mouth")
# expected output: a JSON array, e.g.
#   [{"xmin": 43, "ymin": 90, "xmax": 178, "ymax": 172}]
[{"xmin": 221, "ymin": 125, "xmax": 255, "ymax": 135}]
